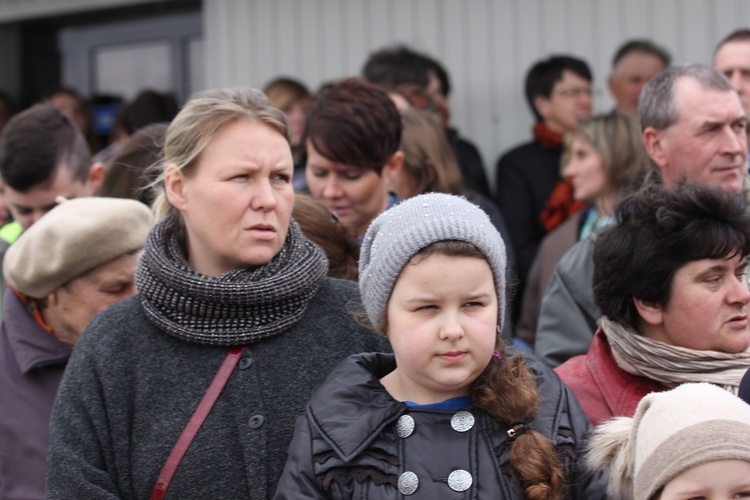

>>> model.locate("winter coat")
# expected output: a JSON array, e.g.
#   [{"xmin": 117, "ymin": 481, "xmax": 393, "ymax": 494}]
[
  {"xmin": 494, "ymin": 140, "xmax": 563, "ymax": 283},
  {"xmin": 0, "ymin": 291, "xmax": 70, "ymax": 500},
  {"xmin": 274, "ymin": 351, "xmax": 607, "ymax": 499},
  {"xmin": 534, "ymin": 236, "xmax": 600, "ymax": 367},
  {"xmin": 517, "ymin": 210, "xmax": 585, "ymax": 347},
  {"xmin": 45, "ymin": 279, "xmax": 390, "ymax": 499},
  {"xmin": 555, "ymin": 328, "xmax": 668, "ymax": 426}
]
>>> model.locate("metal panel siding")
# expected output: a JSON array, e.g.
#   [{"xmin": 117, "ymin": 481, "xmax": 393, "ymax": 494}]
[
  {"xmin": 0, "ymin": 0, "xmax": 157, "ymax": 22},
  {"xmin": 205, "ymin": 0, "xmax": 750, "ymax": 189}
]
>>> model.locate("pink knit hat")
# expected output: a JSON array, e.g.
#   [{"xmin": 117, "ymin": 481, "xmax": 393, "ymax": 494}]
[{"xmin": 586, "ymin": 383, "xmax": 750, "ymax": 499}]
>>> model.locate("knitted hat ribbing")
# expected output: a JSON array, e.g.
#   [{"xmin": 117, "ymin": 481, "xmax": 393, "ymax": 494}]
[
  {"xmin": 358, "ymin": 193, "xmax": 506, "ymax": 332},
  {"xmin": 588, "ymin": 383, "xmax": 750, "ymax": 499}
]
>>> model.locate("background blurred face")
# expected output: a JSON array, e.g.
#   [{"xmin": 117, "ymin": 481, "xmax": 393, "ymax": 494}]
[
  {"xmin": 44, "ymin": 252, "xmax": 139, "ymax": 348},
  {"xmin": 659, "ymin": 460, "xmax": 750, "ymax": 500},
  {"xmin": 640, "ymin": 254, "xmax": 750, "ymax": 353},
  {"xmin": 382, "ymin": 254, "xmax": 498, "ymax": 404},
  {"xmin": 537, "ymin": 70, "xmax": 593, "ymax": 134},
  {"xmin": 563, "ymin": 135, "xmax": 607, "ymax": 203},
  {"xmin": 166, "ymin": 119, "xmax": 294, "ymax": 277},
  {"xmin": 714, "ymin": 40, "xmax": 750, "ymax": 115},
  {"xmin": 608, "ymin": 51, "xmax": 666, "ymax": 115},
  {"xmin": 4, "ymin": 164, "xmax": 92, "ymax": 230},
  {"xmin": 49, "ymin": 92, "xmax": 88, "ymax": 133},
  {"xmin": 284, "ymin": 99, "xmax": 309, "ymax": 148},
  {"xmin": 306, "ymin": 141, "xmax": 389, "ymax": 238},
  {"xmin": 650, "ymin": 77, "xmax": 747, "ymax": 193}
]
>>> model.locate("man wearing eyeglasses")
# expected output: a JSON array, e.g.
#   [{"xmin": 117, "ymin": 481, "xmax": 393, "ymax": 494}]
[{"xmin": 494, "ymin": 54, "xmax": 593, "ymax": 328}]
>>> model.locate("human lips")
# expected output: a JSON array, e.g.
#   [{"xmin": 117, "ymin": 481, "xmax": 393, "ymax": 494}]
[
  {"xmin": 330, "ymin": 205, "xmax": 351, "ymax": 216},
  {"xmin": 726, "ymin": 312, "xmax": 749, "ymax": 329},
  {"xmin": 246, "ymin": 223, "xmax": 277, "ymax": 240},
  {"xmin": 437, "ymin": 351, "xmax": 467, "ymax": 363}
]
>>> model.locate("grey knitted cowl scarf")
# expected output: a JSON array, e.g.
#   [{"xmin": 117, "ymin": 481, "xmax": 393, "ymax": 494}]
[{"xmin": 136, "ymin": 214, "xmax": 328, "ymax": 346}]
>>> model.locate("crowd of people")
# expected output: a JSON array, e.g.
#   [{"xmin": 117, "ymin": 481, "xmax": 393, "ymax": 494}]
[{"xmin": 2, "ymin": 26, "xmax": 750, "ymax": 500}]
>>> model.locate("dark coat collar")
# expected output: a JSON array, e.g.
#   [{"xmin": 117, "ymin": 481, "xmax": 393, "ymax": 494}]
[
  {"xmin": 306, "ymin": 352, "xmax": 406, "ymax": 462},
  {"xmin": 3, "ymin": 289, "xmax": 70, "ymax": 374}
]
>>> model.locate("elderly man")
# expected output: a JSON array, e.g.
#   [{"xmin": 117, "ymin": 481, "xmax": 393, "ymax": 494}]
[
  {"xmin": 556, "ymin": 183, "xmax": 750, "ymax": 425},
  {"xmin": 607, "ymin": 39, "xmax": 670, "ymax": 115},
  {"xmin": 535, "ymin": 64, "xmax": 748, "ymax": 367},
  {"xmin": 0, "ymin": 197, "xmax": 152, "ymax": 499}
]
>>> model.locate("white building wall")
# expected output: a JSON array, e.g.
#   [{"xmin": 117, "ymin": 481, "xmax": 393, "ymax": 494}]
[
  {"xmin": 0, "ymin": 0, "xmax": 164, "ymax": 22},
  {"xmin": 204, "ymin": 0, "xmax": 750, "ymax": 187}
]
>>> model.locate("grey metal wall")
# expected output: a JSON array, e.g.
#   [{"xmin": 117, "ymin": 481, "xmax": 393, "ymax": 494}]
[{"xmin": 204, "ymin": 0, "xmax": 750, "ymax": 186}]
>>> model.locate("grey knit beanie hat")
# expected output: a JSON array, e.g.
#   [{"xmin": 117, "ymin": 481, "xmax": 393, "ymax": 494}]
[{"xmin": 359, "ymin": 192, "xmax": 506, "ymax": 332}]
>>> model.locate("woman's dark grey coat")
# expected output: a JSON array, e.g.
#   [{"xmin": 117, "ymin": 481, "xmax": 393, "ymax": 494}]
[{"xmin": 45, "ymin": 278, "xmax": 389, "ymax": 499}]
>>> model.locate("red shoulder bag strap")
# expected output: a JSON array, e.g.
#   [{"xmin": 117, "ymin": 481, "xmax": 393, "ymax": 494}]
[{"xmin": 151, "ymin": 345, "xmax": 246, "ymax": 500}]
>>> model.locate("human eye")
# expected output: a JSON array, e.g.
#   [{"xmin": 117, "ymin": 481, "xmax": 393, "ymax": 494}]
[
  {"xmin": 308, "ymin": 167, "xmax": 327, "ymax": 178},
  {"xmin": 272, "ymin": 172, "xmax": 291, "ymax": 184},
  {"xmin": 705, "ymin": 124, "xmax": 721, "ymax": 134},
  {"xmin": 228, "ymin": 172, "xmax": 249, "ymax": 181},
  {"xmin": 102, "ymin": 283, "xmax": 132, "ymax": 295},
  {"xmin": 736, "ymin": 265, "xmax": 748, "ymax": 279},
  {"xmin": 736, "ymin": 120, "xmax": 748, "ymax": 132},
  {"xmin": 414, "ymin": 303, "xmax": 437, "ymax": 312},
  {"xmin": 734, "ymin": 492, "xmax": 750, "ymax": 498},
  {"xmin": 343, "ymin": 170, "xmax": 363, "ymax": 181}
]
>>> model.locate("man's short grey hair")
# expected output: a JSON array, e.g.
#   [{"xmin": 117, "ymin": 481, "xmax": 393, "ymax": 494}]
[{"xmin": 638, "ymin": 64, "xmax": 735, "ymax": 131}]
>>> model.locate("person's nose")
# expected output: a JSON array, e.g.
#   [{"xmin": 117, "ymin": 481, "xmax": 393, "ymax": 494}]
[
  {"xmin": 730, "ymin": 72, "xmax": 745, "ymax": 94},
  {"xmin": 729, "ymin": 274, "xmax": 750, "ymax": 307},
  {"xmin": 563, "ymin": 159, "xmax": 577, "ymax": 178},
  {"xmin": 321, "ymin": 175, "xmax": 342, "ymax": 199},
  {"xmin": 438, "ymin": 313, "xmax": 465, "ymax": 341},
  {"xmin": 721, "ymin": 125, "xmax": 745, "ymax": 157},
  {"xmin": 250, "ymin": 178, "xmax": 278, "ymax": 211}
]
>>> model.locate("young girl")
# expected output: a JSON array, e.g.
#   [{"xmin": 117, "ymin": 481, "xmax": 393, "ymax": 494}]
[
  {"xmin": 275, "ymin": 193, "xmax": 605, "ymax": 498},
  {"xmin": 587, "ymin": 383, "xmax": 750, "ymax": 499}
]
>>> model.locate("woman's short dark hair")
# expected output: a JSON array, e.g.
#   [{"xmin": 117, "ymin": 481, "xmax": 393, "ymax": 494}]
[
  {"xmin": 306, "ymin": 77, "xmax": 401, "ymax": 173},
  {"xmin": 593, "ymin": 183, "xmax": 750, "ymax": 329}
]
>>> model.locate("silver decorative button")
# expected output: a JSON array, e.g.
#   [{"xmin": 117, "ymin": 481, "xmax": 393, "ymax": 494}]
[
  {"xmin": 396, "ymin": 415, "xmax": 415, "ymax": 438},
  {"xmin": 448, "ymin": 469, "xmax": 472, "ymax": 492},
  {"xmin": 398, "ymin": 471, "xmax": 419, "ymax": 495},
  {"xmin": 451, "ymin": 411, "xmax": 475, "ymax": 432}
]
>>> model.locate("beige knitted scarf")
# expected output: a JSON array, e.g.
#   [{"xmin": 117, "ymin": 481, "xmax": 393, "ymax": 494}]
[{"xmin": 602, "ymin": 316, "xmax": 750, "ymax": 394}]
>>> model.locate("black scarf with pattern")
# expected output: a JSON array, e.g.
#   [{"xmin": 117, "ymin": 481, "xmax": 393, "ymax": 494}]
[{"xmin": 136, "ymin": 215, "xmax": 328, "ymax": 345}]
